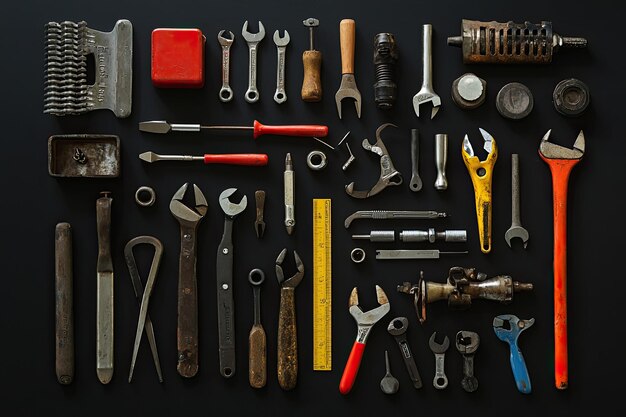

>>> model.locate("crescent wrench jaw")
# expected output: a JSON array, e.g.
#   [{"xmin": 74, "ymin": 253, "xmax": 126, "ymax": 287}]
[{"xmin": 538, "ymin": 129, "xmax": 585, "ymax": 390}]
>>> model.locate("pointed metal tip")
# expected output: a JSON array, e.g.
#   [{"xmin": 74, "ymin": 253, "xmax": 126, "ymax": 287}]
[
  {"xmin": 193, "ymin": 184, "xmax": 208, "ymax": 207},
  {"xmin": 138, "ymin": 151, "xmax": 155, "ymax": 162},
  {"xmin": 431, "ymin": 106, "xmax": 440, "ymax": 119},
  {"xmin": 478, "ymin": 128, "xmax": 492, "ymax": 141},
  {"xmin": 355, "ymin": 101, "xmax": 362, "ymax": 118},
  {"xmin": 139, "ymin": 121, "xmax": 171, "ymax": 134},
  {"xmin": 573, "ymin": 130, "xmax": 585, "ymax": 153},
  {"xmin": 349, "ymin": 287, "xmax": 358, "ymax": 306},
  {"xmin": 172, "ymin": 183, "xmax": 189, "ymax": 200},
  {"xmin": 376, "ymin": 285, "xmax": 389, "ymax": 305},
  {"xmin": 542, "ymin": 129, "xmax": 552, "ymax": 142}
]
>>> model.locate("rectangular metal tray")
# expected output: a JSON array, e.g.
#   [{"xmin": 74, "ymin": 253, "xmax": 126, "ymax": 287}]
[{"xmin": 48, "ymin": 134, "xmax": 120, "ymax": 178}]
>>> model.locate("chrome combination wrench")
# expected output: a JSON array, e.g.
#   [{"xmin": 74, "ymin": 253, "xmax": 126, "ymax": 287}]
[
  {"xmin": 217, "ymin": 30, "xmax": 234, "ymax": 102},
  {"xmin": 242, "ymin": 21, "xmax": 265, "ymax": 103},
  {"xmin": 273, "ymin": 30, "xmax": 290, "ymax": 104}
]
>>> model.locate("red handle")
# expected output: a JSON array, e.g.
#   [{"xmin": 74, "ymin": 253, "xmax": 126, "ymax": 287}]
[
  {"xmin": 253, "ymin": 120, "xmax": 329, "ymax": 139},
  {"xmin": 540, "ymin": 154, "xmax": 581, "ymax": 390},
  {"xmin": 339, "ymin": 341, "xmax": 365, "ymax": 395},
  {"xmin": 203, "ymin": 154, "xmax": 269, "ymax": 166}
]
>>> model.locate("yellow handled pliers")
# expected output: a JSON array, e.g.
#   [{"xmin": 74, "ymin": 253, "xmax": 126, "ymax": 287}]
[{"xmin": 461, "ymin": 128, "xmax": 498, "ymax": 253}]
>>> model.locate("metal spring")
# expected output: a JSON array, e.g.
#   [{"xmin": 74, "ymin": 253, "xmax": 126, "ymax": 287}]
[
  {"xmin": 375, "ymin": 64, "xmax": 393, "ymax": 82},
  {"xmin": 482, "ymin": 26, "xmax": 549, "ymax": 57},
  {"xmin": 44, "ymin": 21, "xmax": 91, "ymax": 115}
]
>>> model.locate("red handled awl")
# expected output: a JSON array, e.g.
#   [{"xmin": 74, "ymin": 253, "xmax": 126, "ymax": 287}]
[
  {"xmin": 139, "ymin": 151, "xmax": 269, "ymax": 166},
  {"xmin": 139, "ymin": 120, "xmax": 328, "ymax": 138}
]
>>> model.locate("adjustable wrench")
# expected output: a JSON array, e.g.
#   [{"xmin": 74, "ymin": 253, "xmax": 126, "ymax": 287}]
[
  {"xmin": 494, "ymin": 314, "xmax": 535, "ymax": 394},
  {"xmin": 217, "ymin": 30, "xmax": 234, "ymax": 102},
  {"xmin": 428, "ymin": 332, "xmax": 449, "ymax": 389},
  {"xmin": 387, "ymin": 317, "xmax": 422, "ymax": 389},
  {"xmin": 216, "ymin": 188, "xmax": 247, "ymax": 378},
  {"xmin": 170, "ymin": 183, "xmax": 208, "ymax": 378},
  {"xmin": 273, "ymin": 30, "xmax": 290, "ymax": 104},
  {"xmin": 456, "ymin": 331, "xmax": 479, "ymax": 392},
  {"xmin": 539, "ymin": 129, "xmax": 585, "ymax": 390},
  {"xmin": 242, "ymin": 21, "xmax": 265, "ymax": 103}
]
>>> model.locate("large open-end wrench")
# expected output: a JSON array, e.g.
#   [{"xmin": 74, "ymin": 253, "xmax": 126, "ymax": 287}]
[
  {"xmin": 413, "ymin": 24, "xmax": 441, "ymax": 119},
  {"xmin": 339, "ymin": 286, "xmax": 390, "ymax": 394},
  {"xmin": 216, "ymin": 188, "xmax": 247, "ymax": 378},
  {"xmin": 387, "ymin": 317, "xmax": 422, "ymax": 389},
  {"xmin": 273, "ymin": 30, "xmax": 290, "ymax": 104},
  {"xmin": 217, "ymin": 30, "xmax": 234, "ymax": 102},
  {"xmin": 170, "ymin": 183, "xmax": 207, "ymax": 378},
  {"xmin": 242, "ymin": 21, "xmax": 265, "ymax": 103},
  {"xmin": 494, "ymin": 314, "xmax": 535, "ymax": 394},
  {"xmin": 539, "ymin": 129, "xmax": 585, "ymax": 390}
]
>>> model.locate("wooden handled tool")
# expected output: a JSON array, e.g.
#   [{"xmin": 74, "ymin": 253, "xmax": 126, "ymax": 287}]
[
  {"xmin": 55, "ymin": 223, "xmax": 74, "ymax": 385},
  {"xmin": 301, "ymin": 18, "xmax": 322, "ymax": 102},
  {"xmin": 340, "ymin": 19, "xmax": 356, "ymax": 75}
]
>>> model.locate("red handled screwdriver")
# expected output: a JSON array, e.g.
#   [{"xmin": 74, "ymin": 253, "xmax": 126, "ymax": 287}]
[
  {"xmin": 139, "ymin": 120, "xmax": 329, "ymax": 138},
  {"xmin": 139, "ymin": 151, "xmax": 269, "ymax": 166}
]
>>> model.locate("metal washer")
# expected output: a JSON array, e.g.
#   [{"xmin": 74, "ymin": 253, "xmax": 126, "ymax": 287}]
[
  {"xmin": 307, "ymin": 150, "xmax": 327, "ymax": 170},
  {"xmin": 135, "ymin": 186, "xmax": 156, "ymax": 207}
]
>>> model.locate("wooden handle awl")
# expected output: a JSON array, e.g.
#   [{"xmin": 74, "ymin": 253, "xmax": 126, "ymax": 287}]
[{"xmin": 301, "ymin": 50, "xmax": 322, "ymax": 102}]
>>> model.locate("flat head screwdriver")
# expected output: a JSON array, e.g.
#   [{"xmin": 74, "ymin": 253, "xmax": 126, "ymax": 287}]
[{"xmin": 139, "ymin": 120, "xmax": 328, "ymax": 138}]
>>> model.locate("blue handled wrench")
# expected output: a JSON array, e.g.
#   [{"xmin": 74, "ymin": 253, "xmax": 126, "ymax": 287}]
[{"xmin": 493, "ymin": 314, "xmax": 535, "ymax": 394}]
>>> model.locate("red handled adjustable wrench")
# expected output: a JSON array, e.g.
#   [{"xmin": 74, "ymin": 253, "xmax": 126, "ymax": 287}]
[
  {"xmin": 339, "ymin": 285, "xmax": 390, "ymax": 394},
  {"xmin": 539, "ymin": 129, "xmax": 585, "ymax": 390}
]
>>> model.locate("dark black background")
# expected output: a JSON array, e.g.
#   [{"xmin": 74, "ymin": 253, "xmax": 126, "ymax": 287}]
[{"xmin": 2, "ymin": 0, "xmax": 624, "ymax": 415}]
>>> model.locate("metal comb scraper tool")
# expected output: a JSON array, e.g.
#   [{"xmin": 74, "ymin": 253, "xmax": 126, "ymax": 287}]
[{"xmin": 44, "ymin": 19, "xmax": 133, "ymax": 117}]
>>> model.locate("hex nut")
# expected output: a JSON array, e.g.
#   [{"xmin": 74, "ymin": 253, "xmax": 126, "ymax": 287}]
[
  {"xmin": 496, "ymin": 82, "xmax": 534, "ymax": 120},
  {"xmin": 553, "ymin": 78, "xmax": 590, "ymax": 117},
  {"xmin": 307, "ymin": 150, "xmax": 327, "ymax": 171},
  {"xmin": 452, "ymin": 73, "xmax": 486, "ymax": 110},
  {"xmin": 350, "ymin": 248, "xmax": 366, "ymax": 264}
]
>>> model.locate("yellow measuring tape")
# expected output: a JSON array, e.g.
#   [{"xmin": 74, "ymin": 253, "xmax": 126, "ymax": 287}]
[{"xmin": 313, "ymin": 198, "xmax": 332, "ymax": 371}]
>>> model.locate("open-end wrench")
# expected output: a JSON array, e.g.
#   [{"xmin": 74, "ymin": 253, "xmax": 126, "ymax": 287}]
[
  {"xmin": 413, "ymin": 24, "xmax": 441, "ymax": 119},
  {"xmin": 539, "ymin": 129, "xmax": 585, "ymax": 390},
  {"xmin": 170, "ymin": 183, "xmax": 208, "ymax": 378},
  {"xmin": 335, "ymin": 19, "xmax": 362, "ymax": 119},
  {"xmin": 493, "ymin": 314, "xmax": 535, "ymax": 394},
  {"xmin": 216, "ymin": 188, "xmax": 248, "ymax": 378},
  {"xmin": 505, "ymin": 154, "xmax": 529, "ymax": 248},
  {"xmin": 242, "ymin": 21, "xmax": 265, "ymax": 103},
  {"xmin": 429, "ymin": 332, "xmax": 449, "ymax": 389},
  {"xmin": 339, "ymin": 285, "xmax": 390, "ymax": 394},
  {"xmin": 273, "ymin": 30, "xmax": 290, "ymax": 104},
  {"xmin": 217, "ymin": 30, "xmax": 234, "ymax": 102},
  {"xmin": 275, "ymin": 249, "xmax": 305, "ymax": 390},
  {"xmin": 456, "ymin": 331, "xmax": 479, "ymax": 392},
  {"xmin": 387, "ymin": 317, "xmax": 422, "ymax": 389},
  {"xmin": 409, "ymin": 129, "xmax": 423, "ymax": 192},
  {"xmin": 462, "ymin": 128, "xmax": 498, "ymax": 253}
]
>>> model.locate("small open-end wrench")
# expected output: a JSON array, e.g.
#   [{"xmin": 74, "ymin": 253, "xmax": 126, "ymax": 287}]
[
  {"xmin": 242, "ymin": 21, "xmax": 265, "ymax": 103},
  {"xmin": 217, "ymin": 30, "xmax": 234, "ymax": 102},
  {"xmin": 254, "ymin": 190, "xmax": 266, "ymax": 238},
  {"xmin": 409, "ymin": 129, "xmax": 423, "ymax": 192},
  {"xmin": 387, "ymin": 317, "xmax": 422, "ymax": 389},
  {"xmin": 273, "ymin": 30, "xmax": 290, "ymax": 104},
  {"xmin": 339, "ymin": 285, "xmax": 390, "ymax": 394},
  {"xmin": 493, "ymin": 314, "xmax": 535, "ymax": 394},
  {"xmin": 429, "ymin": 332, "xmax": 449, "ymax": 389},
  {"xmin": 335, "ymin": 19, "xmax": 362, "ymax": 119},
  {"xmin": 170, "ymin": 183, "xmax": 208, "ymax": 378},
  {"xmin": 539, "ymin": 129, "xmax": 585, "ymax": 390},
  {"xmin": 216, "ymin": 188, "xmax": 247, "ymax": 378},
  {"xmin": 276, "ymin": 249, "xmax": 305, "ymax": 390},
  {"xmin": 248, "ymin": 268, "xmax": 266, "ymax": 388},
  {"xmin": 462, "ymin": 128, "xmax": 498, "ymax": 253},
  {"xmin": 456, "ymin": 331, "xmax": 479, "ymax": 392},
  {"xmin": 413, "ymin": 24, "xmax": 441, "ymax": 119},
  {"xmin": 505, "ymin": 154, "xmax": 529, "ymax": 248}
]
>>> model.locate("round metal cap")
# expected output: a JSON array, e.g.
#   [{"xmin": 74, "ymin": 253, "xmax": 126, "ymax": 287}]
[
  {"xmin": 553, "ymin": 78, "xmax": 590, "ymax": 117},
  {"xmin": 496, "ymin": 82, "xmax": 534, "ymax": 120},
  {"xmin": 452, "ymin": 73, "xmax": 486, "ymax": 110}
]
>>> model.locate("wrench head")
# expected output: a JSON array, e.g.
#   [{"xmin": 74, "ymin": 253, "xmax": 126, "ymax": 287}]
[
  {"xmin": 462, "ymin": 128, "xmax": 496, "ymax": 159},
  {"xmin": 505, "ymin": 226, "xmax": 530, "ymax": 249},
  {"xmin": 217, "ymin": 30, "xmax": 234, "ymax": 45},
  {"xmin": 428, "ymin": 332, "xmax": 450, "ymax": 353},
  {"xmin": 275, "ymin": 248, "xmax": 304, "ymax": 288},
  {"xmin": 387, "ymin": 317, "xmax": 408, "ymax": 336},
  {"xmin": 412, "ymin": 88, "xmax": 441, "ymax": 119},
  {"xmin": 335, "ymin": 74, "xmax": 362, "ymax": 119},
  {"xmin": 493, "ymin": 314, "xmax": 535, "ymax": 344},
  {"xmin": 242, "ymin": 20, "xmax": 266, "ymax": 42},
  {"xmin": 273, "ymin": 29, "xmax": 290, "ymax": 46},
  {"xmin": 219, "ymin": 188, "xmax": 247, "ymax": 217},
  {"xmin": 169, "ymin": 183, "xmax": 208, "ymax": 223},
  {"xmin": 455, "ymin": 331, "xmax": 480, "ymax": 354},
  {"xmin": 539, "ymin": 129, "xmax": 585, "ymax": 160},
  {"xmin": 348, "ymin": 286, "xmax": 391, "ymax": 325}
]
